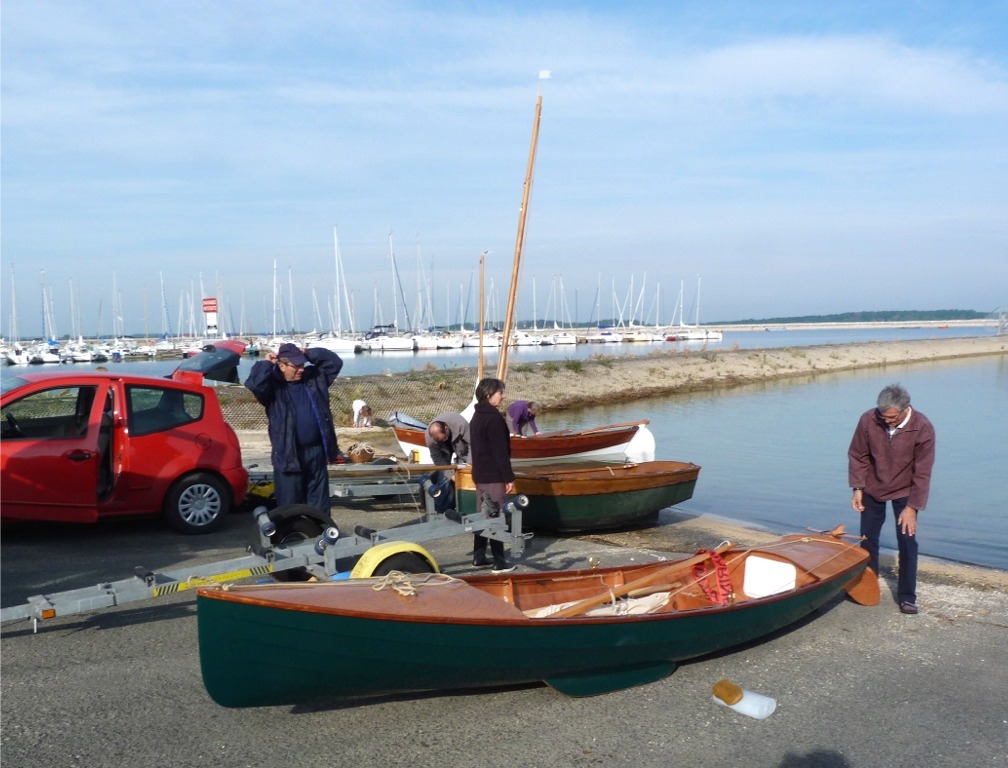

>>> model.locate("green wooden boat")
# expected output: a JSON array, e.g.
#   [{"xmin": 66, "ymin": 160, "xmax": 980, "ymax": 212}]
[
  {"xmin": 197, "ymin": 531, "xmax": 879, "ymax": 708},
  {"xmin": 453, "ymin": 460, "xmax": 701, "ymax": 531}
]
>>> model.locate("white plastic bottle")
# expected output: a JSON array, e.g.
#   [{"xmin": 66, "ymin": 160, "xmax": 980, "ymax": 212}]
[{"xmin": 712, "ymin": 678, "xmax": 777, "ymax": 719}]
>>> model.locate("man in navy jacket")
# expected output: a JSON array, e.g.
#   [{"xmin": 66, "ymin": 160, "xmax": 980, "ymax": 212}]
[{"xmin": 245, "ymin": 343, "xmax": 344, "ymax": 515}]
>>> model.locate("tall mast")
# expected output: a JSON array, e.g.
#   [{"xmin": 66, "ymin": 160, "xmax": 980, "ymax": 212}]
[
  {"xmin": 496, "ymin": 73, "xmax": 546, "ymax": 381},
  {"xmin": 478, "ymin": 251, "xmax": 486, "ymax": 381},
  {"xmin": 333, "ymin": 227, "xmax": 342, "ymax": 335},
  {"xmin": 7, "ymin": 263, "xmax": 18, "ymax": 342},
  {"xmin": 271, "ymin": 259, "xmax": 278, "ymax": 338},
  {"xmin": 695, "ymin": 274, "xmax": 702, "ymax": 326}
]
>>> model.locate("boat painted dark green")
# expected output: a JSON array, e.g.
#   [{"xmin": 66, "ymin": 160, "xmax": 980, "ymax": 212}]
[
  {"xmin": 197, "ymin": 532, "xmax": 879, "ymax": 708},
  {"xmin": 453, "ymin": 460, "xmax": 700, "ymax": 531}
]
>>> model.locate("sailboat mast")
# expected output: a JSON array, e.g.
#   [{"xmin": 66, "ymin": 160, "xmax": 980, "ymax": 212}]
[
  {"xmin": 333, "ymin": 227, "xmax": 342, "ymax": 335},
  {"xmin": 478, "ymin": 251, "xmax": 486, "ymax": 381},
  {"xmin": 697, "ymin": 274, "xmax": 705, "ymax": 324},
  {"xmin": 496, "ymin": 85, "xmax": 544, "ymax": 380},
  {"xmin": 271, "ymin": 260, "xmax": 277, "ymax": 338}
]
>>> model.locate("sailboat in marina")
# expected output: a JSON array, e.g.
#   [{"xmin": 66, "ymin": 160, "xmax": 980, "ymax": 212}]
[
  {"xmin": 307, "ymin": 228, "xmax": 362, "ymax": 354},
  {"xmin": 2, "ymin": 266, "xmax": 30, "ymax": 365},
  {"xmin": 545, "ymin": 275, "xmax": 577, "ymax": 344},
  {"xmin": 363, "ymin": 233, "xmax": 415, "ymax": 352},
  {"xmin": 666, "ymin": 276, "xmax": 723, "ymax": 342}
]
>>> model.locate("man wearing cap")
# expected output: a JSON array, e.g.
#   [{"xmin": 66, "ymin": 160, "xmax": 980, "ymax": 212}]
[{"xmin": 245, "ymin": 343, "xmax": 344, "ymax": 516}]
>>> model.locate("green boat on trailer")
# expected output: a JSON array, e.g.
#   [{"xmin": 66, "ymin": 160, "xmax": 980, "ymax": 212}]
[
  {"xmin": 454, "ymin": 460, "xmax": 701, "ymax": 532},
  {"xmin": 197, "ymin": 531, "xmax": 879, "ymax": 708}
]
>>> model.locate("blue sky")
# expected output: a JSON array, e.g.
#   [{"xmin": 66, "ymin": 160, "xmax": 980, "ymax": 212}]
[{"xmin": 2, "ymin": 0, "xmax": 1006, "ymax": 338}]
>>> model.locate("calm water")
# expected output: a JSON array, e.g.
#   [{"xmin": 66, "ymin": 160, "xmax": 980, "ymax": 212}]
[
  {"xmin": 550, "ymin": 356, "xmax": 1008, "ymax": 571},
  {"xmin": 5, "ymin": 326, "xmax": 1004, "ymax": 569}
]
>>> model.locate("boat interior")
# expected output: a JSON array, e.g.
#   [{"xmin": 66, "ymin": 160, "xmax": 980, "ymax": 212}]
[{"xmin": 470, "ymin": 547, "xmax": 817, "ymax": 619}]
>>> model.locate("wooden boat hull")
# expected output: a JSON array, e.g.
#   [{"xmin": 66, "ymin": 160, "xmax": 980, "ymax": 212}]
[
  {"xmin": 197, "ymin": 533, "xmax": 877, "ymax": 707},
  {"xmin": 454, "ymin": 461, "xmax": 700, "ymax": 531},
  {"xmin": 390, "ymin": 418, "xmax": 655, "ymax": 465}
]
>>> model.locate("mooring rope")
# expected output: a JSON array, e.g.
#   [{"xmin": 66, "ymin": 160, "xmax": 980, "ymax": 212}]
[{"xmin": 371, "ymin": 570, "xmax": 463, "ymax": 597}]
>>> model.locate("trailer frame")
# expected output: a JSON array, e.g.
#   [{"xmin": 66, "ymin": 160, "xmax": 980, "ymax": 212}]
[{"xmin": 1, "ymin": 466, "xmax": 529, "ymax": 631}]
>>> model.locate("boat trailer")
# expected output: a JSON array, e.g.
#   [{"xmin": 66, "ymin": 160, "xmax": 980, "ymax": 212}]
[{"xmin": 1, "ymin": 465, "xmax": 530, "ymax": 631}]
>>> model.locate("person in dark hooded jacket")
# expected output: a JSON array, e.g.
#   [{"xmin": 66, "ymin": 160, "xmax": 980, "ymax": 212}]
[
  {"xmin": 245, "ymin": 343, "xmax": 343, "ymax": 515},
  {"xmin": 469, "ymin": 377, "xmax": 516, "ymax": 573}
]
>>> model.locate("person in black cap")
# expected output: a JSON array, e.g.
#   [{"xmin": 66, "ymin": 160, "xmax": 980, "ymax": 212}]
[{"xmin": 245, "ymin": 342, "xmax": 344, "ymax": 516}]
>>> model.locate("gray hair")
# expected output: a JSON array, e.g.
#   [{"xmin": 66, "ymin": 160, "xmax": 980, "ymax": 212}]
[{"xmin": 877, "ymin": 384, "xmax": 910, "ymax": 411}]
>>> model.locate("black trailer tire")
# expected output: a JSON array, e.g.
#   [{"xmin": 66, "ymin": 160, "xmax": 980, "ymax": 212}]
[
  {"xmin": 271, "ymin": 510, "xmax": 327, "ymax": 582},
  {"xmin": 163, "ymin": 472, "xmax": 230, "ymax": 534},
  {"xmin": 370, "ymin": 552, "xmax": 436, "ymax": 577}
]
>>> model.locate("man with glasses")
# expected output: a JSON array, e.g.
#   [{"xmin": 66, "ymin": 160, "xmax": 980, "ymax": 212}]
[
  {"xmin": 848, "ymin": 383, "xmax": 936, "ymax": 615},
  {"xmin": 246, "ymin": 342, "xmax": 344, "ymax": 516}
]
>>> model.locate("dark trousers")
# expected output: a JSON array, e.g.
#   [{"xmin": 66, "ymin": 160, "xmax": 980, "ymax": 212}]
[
  {"xmin": 274, "ymin": 442, "xmax": 331, "ymax": 516},
  {"xmin": 474, "ymin": 482, "xmax": 507, "ymax": 568},
  {"xmin": 860, "ymin": 492, "xmax": 917, "ymax": 604}
]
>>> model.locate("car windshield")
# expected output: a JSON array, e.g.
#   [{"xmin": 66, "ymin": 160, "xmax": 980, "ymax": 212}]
[{"xmin": 1, "ymin": 376, "xmax": 30, "ymax": 396}]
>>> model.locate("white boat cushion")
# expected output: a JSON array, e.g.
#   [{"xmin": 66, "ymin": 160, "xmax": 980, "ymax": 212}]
[{"xmin": 743, "ymin": 555, "xmax": 797, "ymax": 598}]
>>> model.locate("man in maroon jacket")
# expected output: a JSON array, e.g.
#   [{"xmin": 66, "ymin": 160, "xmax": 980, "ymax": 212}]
[{"xmin": 848, "ymin": 383, "xmax": 936, "ymax": 615}]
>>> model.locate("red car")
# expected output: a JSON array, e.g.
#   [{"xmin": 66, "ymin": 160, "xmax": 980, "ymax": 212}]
[{"xmin": 1, "ymin": 349, "xmax": 248, "ymax": 534}]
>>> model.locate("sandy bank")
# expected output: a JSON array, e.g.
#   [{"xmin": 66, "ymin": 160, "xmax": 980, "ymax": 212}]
[{"xmin": 236, "ymin": 334, "xmax": 1005, "ymax": 456}]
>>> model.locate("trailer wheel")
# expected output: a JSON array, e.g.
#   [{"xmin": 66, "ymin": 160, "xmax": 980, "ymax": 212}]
[
  {"xmin": 370, "ymin": 552, "xmax": 436, "ymax": 577},
  {"xmin": 271, "ymin": 513, "xmax": 326, "ymax": 582},
  {"xmin": 163, "ymin": 472, "xmax": 229, "ymax": 534}
]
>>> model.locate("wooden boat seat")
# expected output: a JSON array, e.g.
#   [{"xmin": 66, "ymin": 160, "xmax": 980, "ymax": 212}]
[{"xmin": 524, "ymin": 591, "xmax": 671, "ymax": 618}]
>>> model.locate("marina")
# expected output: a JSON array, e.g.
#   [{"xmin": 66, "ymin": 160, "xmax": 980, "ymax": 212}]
[{"xmin": 1, "ymin": 321, "xmax": 998, "ymax": 381}]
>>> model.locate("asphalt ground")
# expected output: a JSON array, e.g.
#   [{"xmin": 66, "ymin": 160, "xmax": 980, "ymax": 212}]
[{"xmin": 2, "ymin": 501, "xmax": 1006, "ymax": 768}]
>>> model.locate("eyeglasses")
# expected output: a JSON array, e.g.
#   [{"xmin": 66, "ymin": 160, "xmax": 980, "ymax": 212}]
[{"xmin": 879, "ymin": 407, "xmax": 907, "ymax": 424}]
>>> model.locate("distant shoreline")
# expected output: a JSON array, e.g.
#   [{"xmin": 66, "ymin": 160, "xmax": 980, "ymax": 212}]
[{"xmin": 703, "ymin": 318, "xmax": 998, "ymax": 332}]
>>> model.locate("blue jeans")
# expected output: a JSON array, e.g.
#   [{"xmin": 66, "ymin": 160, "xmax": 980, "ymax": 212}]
[
  {"xmin": 860, "ymin": 493, "xmax": 917, "ymax": 604},
  {"xmin": 274, "ymin": 442, "xmax": 331, "ymax": 515}
]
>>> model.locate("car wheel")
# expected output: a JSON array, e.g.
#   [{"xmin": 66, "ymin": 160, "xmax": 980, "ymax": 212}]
[{"xmin": 163, "ymin": 472, "xmax": 230, "ymax": 534}]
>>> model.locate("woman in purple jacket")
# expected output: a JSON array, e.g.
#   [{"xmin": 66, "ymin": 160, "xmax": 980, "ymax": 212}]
[{"xmin": 469, "ymin": 377, "xmax": 516, "ymax": 574}]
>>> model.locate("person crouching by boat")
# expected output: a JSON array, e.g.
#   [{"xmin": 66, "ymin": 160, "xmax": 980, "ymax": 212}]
[
  {"xmin": 352, "ymin": 399, "xmax": 373, "ymax": 428},
  {"xmin": 469, "ymin": 377, "xmax": 517, "ymax": 574},
  {"xmin": 245, "ymin": 343, "xmax": 345, "ymax": 518},
  {"xmin": 426, "ymin": 412, "xmax": 471, "ymax": 466},
  {"xmin": 424, "ymin": 412, "xmax": 471, "ymax": 512},
  {"xmin": 506, "ymin": 399, "xmax": 540, "ymax": 436}
]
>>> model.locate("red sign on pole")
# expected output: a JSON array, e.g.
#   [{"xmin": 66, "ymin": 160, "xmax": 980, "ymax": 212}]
[{"xmin": 202, "ymin": 297, "xmax": 218, "ymax": 313}]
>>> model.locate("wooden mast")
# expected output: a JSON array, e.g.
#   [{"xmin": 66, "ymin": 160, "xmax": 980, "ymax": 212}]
[{"xmin": 496, "ymin": 84, "xmax": 544, "ymax": 381}]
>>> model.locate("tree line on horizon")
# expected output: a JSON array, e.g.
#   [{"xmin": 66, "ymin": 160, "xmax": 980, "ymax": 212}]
[{"xmin": 721, "ymin": 309, "xmax": 990, "ymax": 326}]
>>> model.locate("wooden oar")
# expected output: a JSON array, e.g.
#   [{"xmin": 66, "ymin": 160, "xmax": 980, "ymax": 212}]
[{"xmin": 552, "ymin": 542, "xmax": 733, "ymax": 618}]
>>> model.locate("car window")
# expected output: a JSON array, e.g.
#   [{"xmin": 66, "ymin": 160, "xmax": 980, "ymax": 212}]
[
  {"xmin": 126, "ymin": 384, "xmax": 204, "ymax": 437},
  {"xmin": 1, "ymin": 385, "xmax": 98, "ymax": 440}
]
